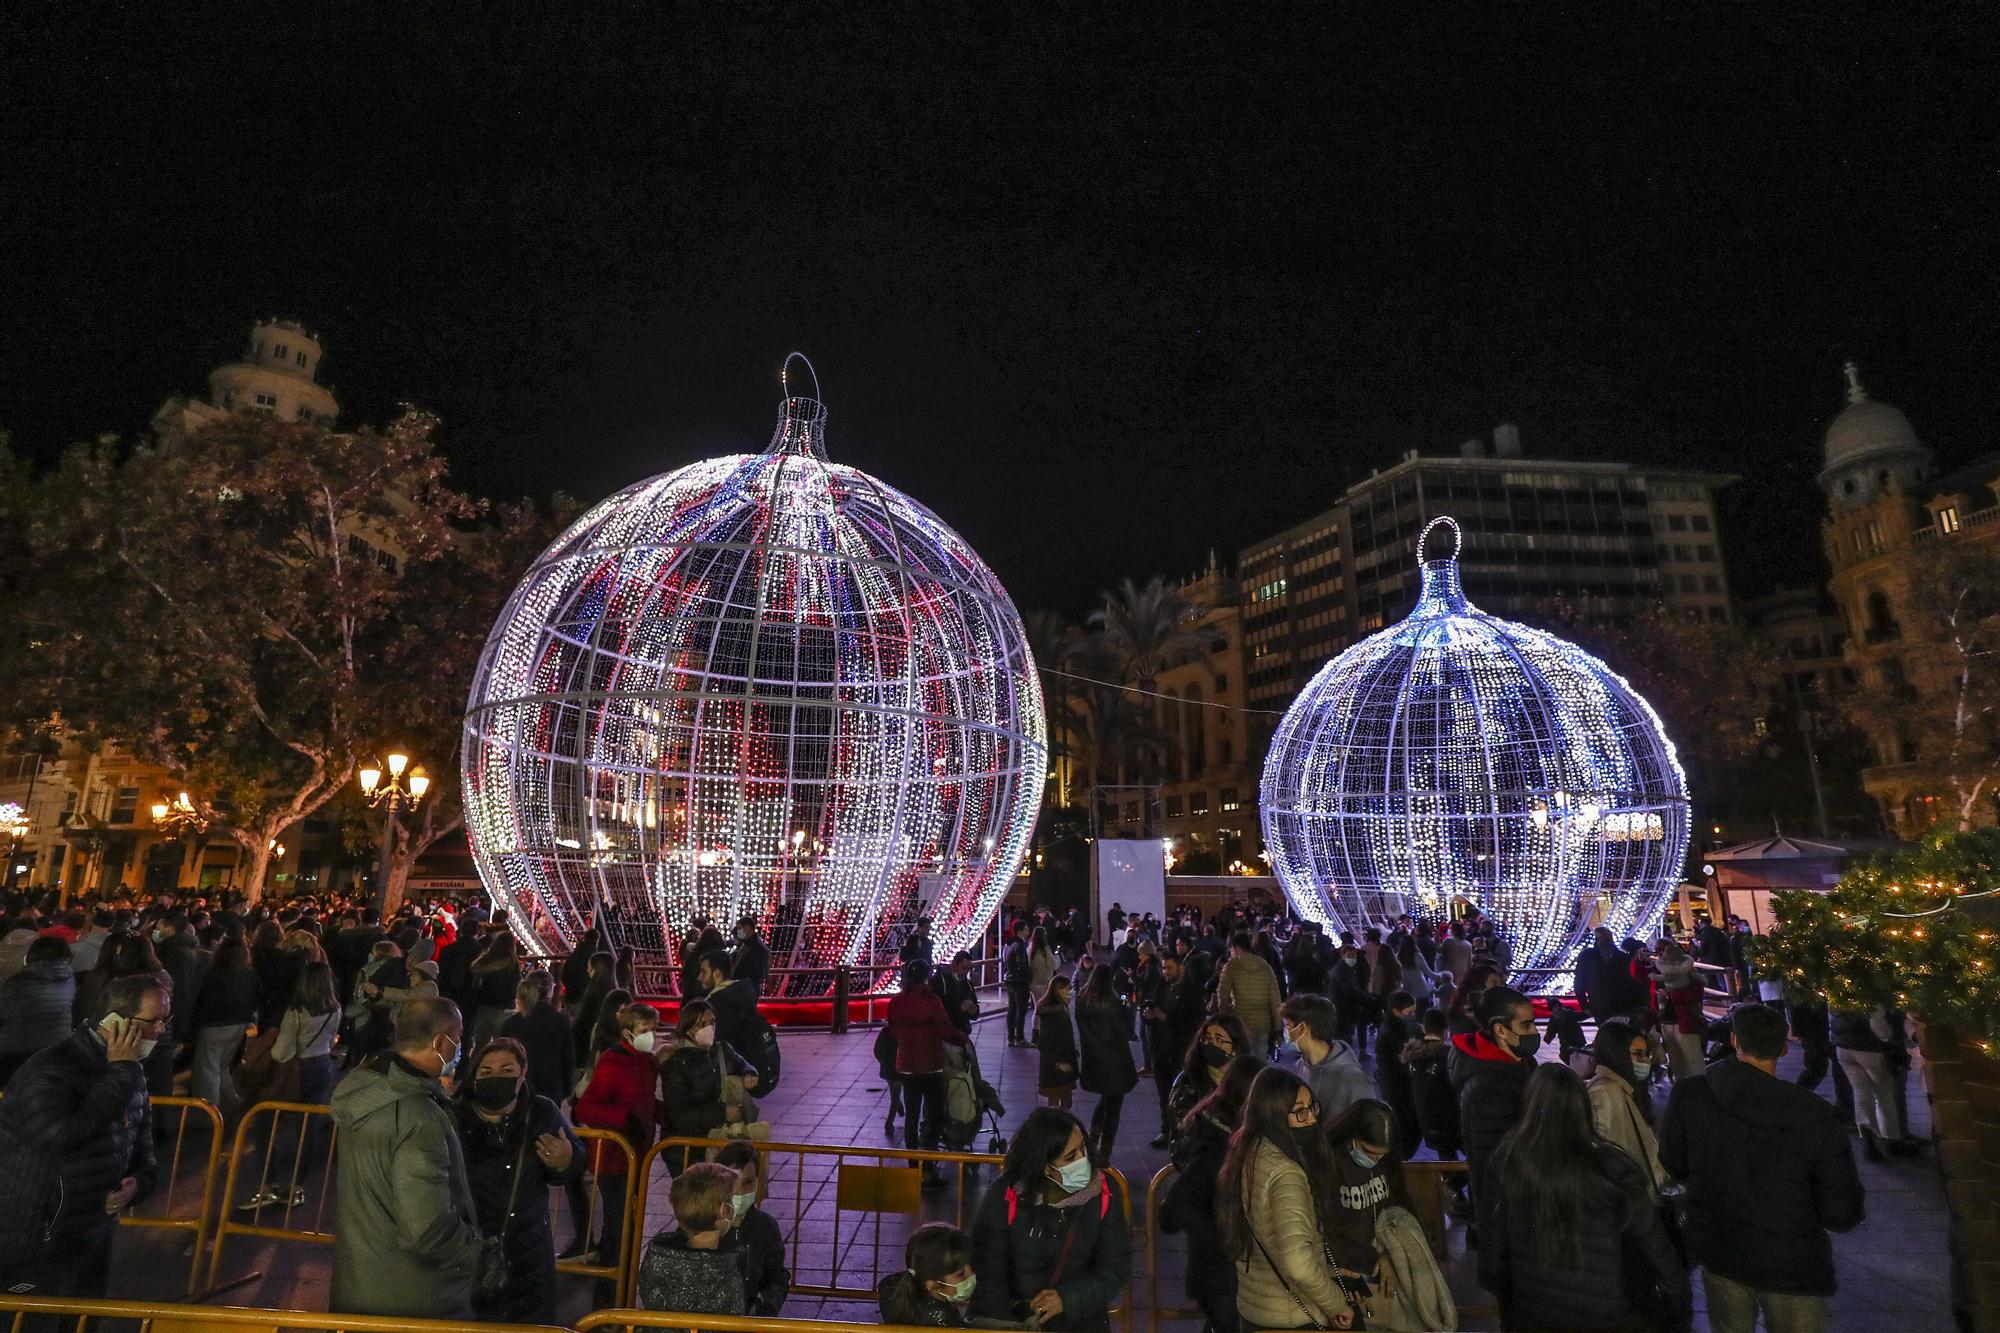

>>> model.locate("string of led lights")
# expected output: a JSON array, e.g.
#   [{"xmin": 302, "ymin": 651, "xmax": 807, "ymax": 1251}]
[
  {"xmin": 461, "ymin": 370, "xmax": 1047, "ymax": 993},
  {"xmin": 1259, "ymin": 516, "xmax": 1690, "ymax": 994}
]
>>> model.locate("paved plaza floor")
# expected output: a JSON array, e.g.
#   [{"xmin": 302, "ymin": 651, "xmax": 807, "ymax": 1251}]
[{"xmin": 104, "ymin": 989, "xmax": 1956, "ymax": 1331}]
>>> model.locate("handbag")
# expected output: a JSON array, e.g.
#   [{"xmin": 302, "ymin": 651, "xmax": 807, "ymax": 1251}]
[
  {"xmin": 1250, "ymin": 1227, "xmax": 1342, "ymax": 1330},
  {"xmin": 476, "ymin": 1120, "xmax": 534, "ymax": 1302}
]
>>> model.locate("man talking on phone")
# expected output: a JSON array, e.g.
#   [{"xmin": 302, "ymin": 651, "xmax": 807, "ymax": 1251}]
[{"xmin": 0, "ymin": 974, "xmax": 164, "ymax": 1302}]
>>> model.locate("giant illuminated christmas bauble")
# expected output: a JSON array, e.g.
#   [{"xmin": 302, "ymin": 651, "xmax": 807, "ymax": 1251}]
[
  {"xmin": 1259, "ymin": 517, "xmax": 1689, "ymax": 993},
  {"xmin": 462, "ymin": 362, "xmax": 1046, "ymax": 991}
]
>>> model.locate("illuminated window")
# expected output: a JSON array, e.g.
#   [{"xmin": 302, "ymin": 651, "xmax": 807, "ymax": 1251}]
[
  {"xmin": 1939, "ymin": 506, "xmax": 1961, "ymax": 534},
  {"xmin": 1190, "ymin": 792, "xmax": 1209, "ymax": 816},
  {"xmin": 1220, "ymin": 788, "xmax": 1241, "ymax": 812}
]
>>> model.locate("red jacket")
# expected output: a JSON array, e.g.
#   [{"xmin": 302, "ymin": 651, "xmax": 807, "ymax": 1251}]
[
  {"xmin": 887, "ymin": 987, "xmax": 964, "ymax": 1075},
  {"xmin": 574, "ymin": 1040, "xmax": 657, "ymax": 1175}
]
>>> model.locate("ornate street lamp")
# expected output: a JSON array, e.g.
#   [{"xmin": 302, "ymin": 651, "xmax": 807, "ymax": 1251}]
[{"xmin": 359, "ymin": 751, "xmax": 430, "ymax": 912}]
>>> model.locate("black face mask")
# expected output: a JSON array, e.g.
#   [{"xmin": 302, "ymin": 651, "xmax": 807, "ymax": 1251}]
[
  {"xmin": 1510, "ymin": 1032, "xmax": 1542, "ymax": 1061},
  {"xmin": 1199, "ymin": 1044, "xmax": 1230, "ymax": 1070},
  {"xmin": 471, "ymin": 1077, "xmax": 520, "ymax": 1111}
]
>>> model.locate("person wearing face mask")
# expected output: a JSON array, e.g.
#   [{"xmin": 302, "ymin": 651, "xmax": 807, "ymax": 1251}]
[
  {"xmin": 715, "ymin": 1140, "xmax": 790, "ymax": 1315},
  {"xmin": 0, "ymin": 975, "xmax": 162, "ymax": 1304},
  {"xmin": 729, "ymin": 916, "xmax": 771, "ymax": 992},
  {"xmin": 1162, "ymin": 1012, "xmax": 1249, "ymax": 1155},
  {"xmin": 1320, "ymin": 1099, "xmax": 1458, "ymax": 1331},
  {"xmin": 328, "ymin": 997, "xmax": 485, "ymax": 1319},
  {"xmin": 1216, "ymin": 1067, "xmax": 1354, "ymax": 1331},
  {"xmin": 636, "ymin": 1161, "xmax": 750, "ymax": 1314},
  {"xmin": 1587, "ymin": 1020, "xmax": 1670, "ymax": 1194},
  {"xmin": 1280, "ymin": 994, "xmax": 1378, "ymax": 1130},
  {"xmin": 879, "ymin": 1222, "xmax": 977, "ymax": 1326},
  {"xmin": 969, "ymin": 1106, "xmax": 1130, "ymax": 1331},
  {"xmin": 662, "ymin": 999, "xmax": 763, "ymax": 1148},
  {"xmin": 574, "ymin": 1003, "xmax": 663, "ymax": 1268},
  {"xmin": 1448, "ymin": 985, "xmax": 1540, "ymax": 1231},
  {"xmin": 454, "ymin": 1037, "xmax": 583, "ymax": 1325}
]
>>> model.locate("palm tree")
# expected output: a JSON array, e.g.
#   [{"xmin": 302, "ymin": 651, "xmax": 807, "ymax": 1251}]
[
  {"xmin": 1024, "ymin": 609, "xmax": 1085, "ymax": 808},
  {"xmin": 1088, "ymin": 575, "xmax": 1207, "ymax": 695}
]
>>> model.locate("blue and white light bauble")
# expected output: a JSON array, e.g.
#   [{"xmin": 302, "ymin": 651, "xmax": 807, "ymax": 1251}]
[{"xmin": 1259, "ymin": 517, "xmax": 1689, "ymax": 992}]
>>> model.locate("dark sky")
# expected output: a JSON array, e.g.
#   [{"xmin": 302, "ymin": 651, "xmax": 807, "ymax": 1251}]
[{"xmin": 3, "ymin": 6, "xmax": 1995, "ymax": 614}]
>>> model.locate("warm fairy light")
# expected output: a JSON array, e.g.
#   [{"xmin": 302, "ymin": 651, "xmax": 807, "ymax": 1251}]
[
  {"xmin": 1259, "ymin": 516, "xmax": 1691, "ymax": 994},
  {"xmin": 461, "ymin": 366, "xmax": 1047, "ymax": 983}
]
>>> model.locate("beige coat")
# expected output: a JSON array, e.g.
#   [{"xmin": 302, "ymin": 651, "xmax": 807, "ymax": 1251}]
[
  {"xmin": 1218, "ymin": 953, "xmax": 1282, "ymax": 1044},
  {"xmin": 1588, "ymin": 1065, "xmax": 1669, "ymax": 1192},
  {"xmin": 1235, "ymin": 1139, "xmax": 1349, "ymax": 1329}
]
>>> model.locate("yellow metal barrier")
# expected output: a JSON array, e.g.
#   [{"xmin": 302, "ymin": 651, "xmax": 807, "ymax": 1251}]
[
  {"xmin": 557, "ymin": 1126, "xmax": 641, "ymax": 1305},
  {"xmin": 634, "ymin": 1137, "xmax": 1133, "ymax": 1332},
  {"xmin": 1144, "ymin": 1164, "xmax": 1199, "ymax": 1328},
  {"xmin": 205, "ymin": 1101, "xmax": 342, "ymax": 1297},
  {"xmin": 126, "ymin": 1094, "xmax": 227, "ymax": 1297},
  {"xmin": 576, "ymin": 1313, "xmax": 969, "ymax": 1333},
  {"xmin": 0, "ymin": 1292, "xmax": 569, "ymax": 1332}
]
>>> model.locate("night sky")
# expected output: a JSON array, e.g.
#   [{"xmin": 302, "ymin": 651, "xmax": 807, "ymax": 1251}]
[{"xmin": 3, "ymin": 7, "xmax": 1994, "ymax": 614}]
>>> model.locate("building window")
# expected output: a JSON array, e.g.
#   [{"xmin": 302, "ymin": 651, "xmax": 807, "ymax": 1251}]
[
  {"xmin": 1707, "ymin": 606, "xmax": 1728, "ymax": 622},
  {"xmin": 1696, "ymin": 544, "xmax": 1716, "ymax": 561},
  {"xmin": 1702, "ymin": 574, "xmax": 1722, "ymax": 593},
  {"xmin": 1939, "ymin": 506, "xmax": 1961, "ymax": 534},
  {"xmin": 296, "ymin": 350, "xmax": 307, "ymax": 368},
  {"xmin": 1673, "ymin": 544, "xmax": 1692, "ymax": 562},
  {"xmin": 1667, "ymin": 514, "xmax": 1688, "ymax": 531},
  {"xmin": 1692, "ymin": 514, "xmax": 1711, "ymax": 532},
  {"xmin": 1866, "ymin": 520, "xmax": 1885, "ymax": 552},
  {"xmin": 273, "ymin": 343, "xmax": 288, "ymax": 360},
  {"xmin": 1189, "ymin": 791, "xmax": 1209, "ymax": 816},
  {"xmin": 1219, "ymin": 739, "xmax": 1233, "ymax": 765},
  {"xmin": 253, "ymin": 392, "xmax": 277, "ymax": 408},
  {"xmin": 1219, "ymin": 788, "xmax": 1241, "ymax": 812},
  {"xmin": 1122, "ymin": 801, "xmax": 1138, "ymax": 822},
  {"xmin": 1165, "ymin": 795, "xmax": 1183, "ymax": 818},
  {"xmin": 110, "ymin": 786, "xmax": 140, "ymax": 825},
  {"xmin": 1213, "ymin": 674, "xmax": 1228, "ymax": 693}
]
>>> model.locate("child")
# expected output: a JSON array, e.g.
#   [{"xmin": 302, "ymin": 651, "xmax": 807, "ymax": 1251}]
[
  {"xmin": 1034, "ymin": 975, "xmax": 1077, "ymax": 1110},
  {"xmin": 714, "ymin": 1141, "xmax": 790, "ymax": 1316},
  {"xmin": 636, "ymin": 1162, "xmax": 747, "ymax": 1314},
  {"xmin": 877, "ymin": 1222, "xmax": 976, "ymax": 1326},
  {"xmin": 1401, "ymin": 1007, "xmax": 1461, "ymax": 1161}
]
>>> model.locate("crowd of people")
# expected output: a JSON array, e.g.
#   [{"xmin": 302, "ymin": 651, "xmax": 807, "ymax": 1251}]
[{"xmin": 0, "ymin": 886, "xmax": 1913, "ymax": 1331}]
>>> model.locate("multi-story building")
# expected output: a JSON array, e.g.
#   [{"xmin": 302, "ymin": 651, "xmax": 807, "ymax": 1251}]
[
  {"xmin": 152, "ymin": 319, "xmax": 339, "ymax": 437},
  {"xmin": 1241, "ymin": 424, "xmax": 1737, "ymax": 756},
  {"xmin": 1817, "ymin": 363, "xmax": 2000, "ymax": 834},
  {"xmin": 1094, "ymin": 558, "xmax": 1261, "ymax": 868}
]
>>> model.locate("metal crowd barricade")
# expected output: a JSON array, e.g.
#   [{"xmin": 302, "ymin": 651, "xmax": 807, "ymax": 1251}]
[
  {"xmin": 556, "ymin": 1127, "xmax": 641, "ymax": 1305},
  {"xmin": 204, "ymin": 1100, "xmax": 342, "ymax": 1297},
  {"xmin": 126, "ymin": 1094, "xmax": 228, "ymax": 1296},
  {"xmin": 575, "ymin": 1313, "xmax": 964, "ymax": 1333},
  {"xmin": 634, "ymin": 1138, "xmax": 1133, "ymax": 1333},
  {"xmin": 1144, "ymin": 1164, "xmax": 1199, "ymax": 1327},
  {"xmin": 0, "ymin": 1292, "xmax": 570, "ymax": 1333}
]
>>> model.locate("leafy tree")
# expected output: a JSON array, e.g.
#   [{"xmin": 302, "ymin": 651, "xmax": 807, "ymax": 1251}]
[
  {"xmin": 1838, "ymin": 540, "xmax": 2000, "ymax": 833},
  {"xmin": 1, "ymin": 410, "xmax": 559, "ymax": 904}
]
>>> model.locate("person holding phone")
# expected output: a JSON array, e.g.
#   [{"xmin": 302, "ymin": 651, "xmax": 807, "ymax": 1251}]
[{"xmin": 0, "ymin": 974, "xmax": 166, "ymax": 1302}]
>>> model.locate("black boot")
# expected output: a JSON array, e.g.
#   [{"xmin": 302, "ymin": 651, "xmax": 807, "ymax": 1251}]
[{"xmin": 1861, "ymin": 1127, "xmax": 1885, "ymax": 1162}]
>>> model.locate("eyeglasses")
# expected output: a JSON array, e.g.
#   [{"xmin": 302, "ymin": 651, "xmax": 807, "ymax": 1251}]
[{"xmin": 1287, "ymin": 1101, "xmax": 1322, "ymax": 1125}]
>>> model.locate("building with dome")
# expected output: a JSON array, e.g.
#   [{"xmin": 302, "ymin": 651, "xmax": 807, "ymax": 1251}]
[
  {"xmin": 152, "ymin": 318, "xmax": 340, "ymax": 441},
  {"xmin": 1818, "ymin": 363, "xmax": 2000, "ymax": 834}
]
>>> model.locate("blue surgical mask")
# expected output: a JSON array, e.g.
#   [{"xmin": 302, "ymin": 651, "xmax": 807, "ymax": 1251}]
[
  {"xmin": 731, "ymin": 1190, "xmax": 757, "ymax": 1220},
  {"xmin": 1051, "ymin": 1156, "xmax": 1093, "ymax": 1194},
  {"xmin": 1349, "ymin": 1146, "xmax": 1381, "ymax": 1170},
  {"xmin": 437, "ymin": 1039, "xmax": 461, "ymax": 1081}
]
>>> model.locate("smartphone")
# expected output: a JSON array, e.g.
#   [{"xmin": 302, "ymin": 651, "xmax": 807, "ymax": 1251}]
[{"xmin": 99, "ymin": 1015, "xmax": 130, "ymax": 1043}]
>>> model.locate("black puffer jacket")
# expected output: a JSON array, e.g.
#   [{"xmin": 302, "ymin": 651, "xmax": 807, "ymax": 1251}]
[
  {"xmin": 1449, "ymin": 1031, "xmax": 1533, "ymax": 1204},
  {"xmin": 1035, "ymin": 1003, "xmax": 1078, "ymax": 1088},
  {"xmin": 1658, "ymin": 1057, "xmax": 1864, "ymax": 1295},
  {"xmin": 660, "ymin": 1040, "xmax": 755, "ymax": 1138},
  {"xmin": 1403, "ymin": 1035, "xmax": 1461, "ymax": 1158},
  {"xmin": 1076, "ymin": 997, "xmax": 1137, "ymax": 1096},
  {"xmin": 969, "ymin": 1172, "xmax": 1130, "ymax": 1332},
  {"xmin": 1829, "ymin": 1007, "xmax": 1901, "ymax": 1054},
  {"xmin": 0, "ymin": 960, "xmax": 78, "ymax": 1059},
  {"xmin": 0, "ymin": 1029, "xmax": 156, "ymax": 1278},
  {"xmin": 1477, "ymin": 1138, "xmax": 1690, "ymax": 1329},
  {"xmin": 193, "ymin": 964, "xmax": 260, "ymax": 1028},
  {"xmin": 1159, "ymin": 1114, "xmax": 1236, "ymax": 1329}
]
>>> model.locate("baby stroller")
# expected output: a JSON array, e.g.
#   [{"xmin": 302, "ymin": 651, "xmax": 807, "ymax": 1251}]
[{"xmin": 942, "ymin": 1041, "xmax": 1008, "ymax": 1155}]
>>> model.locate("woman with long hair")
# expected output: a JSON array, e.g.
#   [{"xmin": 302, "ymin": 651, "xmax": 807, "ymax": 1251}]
[
  {"xmin": 249, "ymin": 919, "xmax": 299, "ymax": 1029},
  {"xmin": 243, "ymin": 959, "xmax": 343, "ymax": 1208},
  {"xmin": 877, "ymin": 1222, "xmax": 976, "ymax": 1326},
  {"xmin": 1164, "ymin": 1013, "xmax": 1252, "ymax": 1158},
  {"xmin": 467, "ymin": 930, "xmax": 522, "ymax": 1051},
  {"xmin": 569, "ymin": 951, "xmax": 617, "ymax": 1065},
  {"xmin": 1479, "ymin": 1063, "xmax": 1688, "ymax": 1330},
  {"xmin": 1217, "ymin": 1066, "xmax": 1353, "ymax": 1330},
  {"xmin": 189, "ymin": 933, "xmax": 258, "ymax": 1108},
  {"xmin": 1027, "ymin": 926, "xmax": 1057, "ymax": 998},
  {"xmin": 1588, "ymin": 1020, "xmax": 1669, "ymax": 1193},
  {"xmin": 1160, "ymin": 1054, "xmax": 1264, "ymax": 1333},
  {"xmin": 1319, "ymin": 1099, "xmax": 1417, "ymax": 1317},
  {"xmin": 968, "ymin": 1107, "xmax": 1130, "ymax": 1331},
  {"xmin": 1075, "ymin": 962, "xmax": 1137, "ymax": 1162},
  {"xmin": 1034, "ymin": 974, "xmax": 1078, "ymax": 1110}
]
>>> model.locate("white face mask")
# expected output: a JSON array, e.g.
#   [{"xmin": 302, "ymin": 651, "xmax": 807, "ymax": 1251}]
[
  {"xmin": 691, "ymin": 1027, "xmax": 716, "ymax": 1049},
  {"xmin": 631, "ymin": 1030, "xmax": 657, "ymax": 1054},
  {"xmin": 136, "ymin": 1038, "xmax": 160, "ymax": 1060},
  {"xmin": 730, "ymin": 1189, "xmax": 757, "ymax": 1220}
]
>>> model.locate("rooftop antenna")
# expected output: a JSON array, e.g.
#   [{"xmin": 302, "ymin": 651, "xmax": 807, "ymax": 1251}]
[{"xmin": 1842, "ymin": 361, "xmax": 1868, "ymax": 405}]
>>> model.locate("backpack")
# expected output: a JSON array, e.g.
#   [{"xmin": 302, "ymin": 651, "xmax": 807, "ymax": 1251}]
[
  {"xmin": 745, "ymin": 1008, "xmax": 781, "ymax": 1095},
  {"xmin": 945, "ymin": 1066, "xmax": 980, "ymax": 1126}
]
